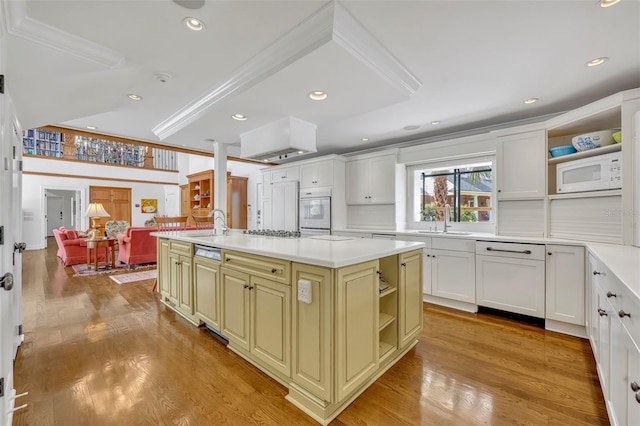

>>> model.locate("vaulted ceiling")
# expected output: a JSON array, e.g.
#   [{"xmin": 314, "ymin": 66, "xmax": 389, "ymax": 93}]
[{"xmin": 3, "ymin": 0, "xmax": 639, "ymax": 162}]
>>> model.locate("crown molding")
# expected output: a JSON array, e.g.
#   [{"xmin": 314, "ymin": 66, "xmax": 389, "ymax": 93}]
[
  {"xmin": 153, "ymin": 0, "xmax": 421, "ymax": 141},
  {"xmin": 5, "ymin": 0, "xmax": 123, "ymax": 68}
]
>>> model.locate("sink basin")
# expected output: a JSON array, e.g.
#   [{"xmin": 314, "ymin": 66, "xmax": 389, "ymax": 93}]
[{"xmin": 417, "ymin": 230, "xmax": 472, "ymax": 235}]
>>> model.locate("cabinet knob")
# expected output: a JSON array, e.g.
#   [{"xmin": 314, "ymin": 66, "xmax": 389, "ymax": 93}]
[
  {"xmin": 401, "ymin": 262, "xmax": 406, "ymax": 267},
  {"xmin": 619, "ymin": 310, "xmax": 631, "ymax": 318},
  {"xmin": 597, "ymin": 308, "xmax": 607, "ymax": 317},
  {"xmin": 593, "ymin": 271, "xmax": 601, "ymax": 275},
  {"xmin": 248, "ymin": 286, "xmax": 254, "ymax": 290},
  {"xmin": 226, "ymin": 257, "xmax": 231, "ymax": 262},
  {"xmin": 631, "ymin": 382, "xmax": 640, "ymax": 392},
  {"xmin": 271, "ymin": 268, "xmax": 277, "ymax": 273},
  {"xmin": 243, "ymin": 285, "xmax": 249, "ymax": 289},
  {"xmin": 432, "ymin": 255, "xmax": 436, "ymax": 259},
  {"xmin": 636, "ymin": 393, "xmax": 640, "ymax": 404},
  {"xmin": 497, "ymin": 189, "xmax": 501, "ymax": 193},
  {"xmin": 606, "ymin": 291, "xmax": 617, "ymax": 298},
  {"xmin": 426, "ymin": 254, "xmax": 431, "ymax": 257},
  {"xmin": 547, "ymin": 252, "xmax": 552, "ymax": 256}
]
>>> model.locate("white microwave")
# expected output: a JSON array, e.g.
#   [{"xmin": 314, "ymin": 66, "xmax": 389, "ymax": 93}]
[{"xmin": 556, "ymin": 151, "xmax": 621, "ymax": 193}]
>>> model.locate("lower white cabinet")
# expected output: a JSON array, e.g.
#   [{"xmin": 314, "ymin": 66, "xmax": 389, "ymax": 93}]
[
  {"xmin": 475, "ymin": 241, "xmax": 546, "ymax": 318},
  {"xmin": 430, "ymin": 249, "xmax": 475, "ymax": 303},
  {"xmin": 545, "ymin": 245, "xmax": 585, "ymax": 325},
  {"xmin": 588, "ymin": 252, "xmax": 640, "ymax": 426}
]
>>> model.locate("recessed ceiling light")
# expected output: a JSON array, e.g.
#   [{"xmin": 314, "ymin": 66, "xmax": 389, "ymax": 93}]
[
  {"xmin": 86, "ymin": 125, "xmax": 98, "ymax": 130},
  {"xmin": 599, "ymin": 0, "xmax": 620, "ymax": 7},
  {"xmin": 361, "ymin": 138, "xmax": 369, "ymax": 142},
  {"xmin": 308, "ymin": 91, "xmax": 328, "ymax": 101},
  {"xmin": 403, "ymin": 125, "xmax": 420, "ymax": 131},
  {"xmin": 524, "ymin": 98, "xmax": 538, "ymax": 104},
  {"xmin": 128, "ymin": 94, "xmax": 142, "ymax": 101},
  {"xmin": 297, "ymin": 151, "xmax": 304, "ymax": 154},
  {"xmin": 231, "ymin": 114, "xmax": 247, "ymax": 121},
  {"xmin": 587, "ymin": 57, "xmax": 609, "ymax": 67},
  {"xmin": 431, "ymin": 121, "xmax": 440, "ymax": 126},
  {"xmin": 184, "ymin": 17, "xmax": 205, "ymax": 31}
]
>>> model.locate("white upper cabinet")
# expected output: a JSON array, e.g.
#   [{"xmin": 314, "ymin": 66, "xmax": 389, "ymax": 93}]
[
  {"xmin": 496, "ymin": 129, "xmax": 546, "ymax": 200},
  {"xmin": 346, "ymin": 154, "xmax": 396, "ymax": 204},
  {"xmin": 264, "ymin": 165, "xmax": 300, "ymax": 186},
  {"xmin": 300, "ymin": 160, "xmax": 333, "ymax": 189}
]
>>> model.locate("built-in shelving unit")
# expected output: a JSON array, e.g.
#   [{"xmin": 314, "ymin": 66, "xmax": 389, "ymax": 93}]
[
  {"xmin": 22, "ymin": 129, "xmax": 64, "ymax": 157},
  {"xmin": 548, "ymin": 143, "xmax": 621, "ymax": 165},
  {"xmin": 378, "ymin": 256, "xmax": 398, "ymax": 364}
]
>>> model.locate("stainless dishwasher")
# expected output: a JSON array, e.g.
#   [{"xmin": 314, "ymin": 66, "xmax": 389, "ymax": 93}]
[{"xmin": 475, "ymin": 241, "xmax": 546, "ymax": 318}]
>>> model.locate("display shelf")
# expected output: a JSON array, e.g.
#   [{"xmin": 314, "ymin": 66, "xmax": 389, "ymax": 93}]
[
  {"xmin": 379, "ymin": 341, "xmax": 395, "ymax": 360},
  {"xmin": 548, "ymin": 143, "xmax": 621, "ymax": 165},
  {"xmin": 22, "ymin": 128, "xmax": 64, "ymax": 158},
  {"xmin": 379, "ymin": 286, "xmax": 397, "ymax": 297}
]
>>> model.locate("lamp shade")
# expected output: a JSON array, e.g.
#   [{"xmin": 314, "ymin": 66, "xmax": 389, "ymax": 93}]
[{"xmin": 84, "ymin": 202, "xmax": 110, "ymax": 217}]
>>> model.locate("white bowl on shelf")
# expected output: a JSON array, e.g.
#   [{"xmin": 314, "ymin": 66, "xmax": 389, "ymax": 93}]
[{"xmin": 571, "ymin": 129, "xmax": 617, "ymax": 151}]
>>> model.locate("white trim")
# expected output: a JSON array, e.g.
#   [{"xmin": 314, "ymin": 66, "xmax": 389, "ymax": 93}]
[{"xmin": 5, "ymin": 0, "xmax": 123, "ymax": 68}]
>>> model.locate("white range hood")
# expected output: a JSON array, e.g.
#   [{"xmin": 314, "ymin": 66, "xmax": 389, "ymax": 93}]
[{"xmin": 240, "ymin": 116, "xmax": 317, "ymax": 162}]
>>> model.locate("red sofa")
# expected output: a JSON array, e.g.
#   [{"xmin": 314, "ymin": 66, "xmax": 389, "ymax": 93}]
[
  {"xmin": 117, "ymin": 227, "xmax": 158, "ymax": 266},
  {"xmin": 52, "ymin": 227, "xmax": 105, "ymax": 266}
]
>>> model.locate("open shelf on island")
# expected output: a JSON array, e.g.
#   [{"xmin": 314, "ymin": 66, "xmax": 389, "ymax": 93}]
[{"xmin": 379, "ymin": 312, "xmax": 395, "ymax": 331}]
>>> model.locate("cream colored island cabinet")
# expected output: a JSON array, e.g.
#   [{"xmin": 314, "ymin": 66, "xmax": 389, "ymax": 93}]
[{"xmin": 155, "ymin": 232, "xmax": 424, "ymax": 425}]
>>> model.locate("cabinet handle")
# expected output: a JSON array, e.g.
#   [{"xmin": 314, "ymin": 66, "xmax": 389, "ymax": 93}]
[
  {"xmin": 243, "ymin": 285, "xmax": 249, "ymax": 289},
  {"xmin": 631, "ymin": 382, "xmax": 640, "ymax": 392},
  {"xmin": 607, "ymin": 291, "xmax": 617, "ymax": 298},
  {"xmin": 432, "ymin": 255, "xmax": 436, "ymax": 258},
  {"xmin": 593, "ymin": 271, "xmax": 601, "ymax": 276},
  {"xmin": 597, "ymin": 308, "xmax": 607, "ymax": 317},
  {"xmin": 636, "ymin": 393, "xmax": 640, "ymax": 404},
  {"xmin": 271, "ymin": 268, "xmax": 277, "ymax": 273},
  {"xmin": 426, "ymin": 254, "xmax": 431, "ymax": 257},
  {"xmin": 248, "ymin": 286, "xmax": 254, "ymax": 290},
  {"xmin": 547, "ymin": 252, "xmax": 552, "ymax": 256},
  {"xmin": 486, "ymin": 247, "xmax": 532, "ymax": 255},
  {"xmin": 619, "ymin": 310, "xmax": 631, "ymax": 318},
  {"xmin": 401, "ymin": 262, "xmax": 406, "ymax": 267},
  {"xmin": 226, "ymin": 257, "xmax": 231, "ymax": 262}
]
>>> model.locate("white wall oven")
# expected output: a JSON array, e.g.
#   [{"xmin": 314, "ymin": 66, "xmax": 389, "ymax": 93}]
[
  {"xmin": 299, "ymin": 188, "xmax": 331, "ymax": 237},
  {"xmin": 556, "ymin": 151, "xmax": 621, "ymax": 193}
]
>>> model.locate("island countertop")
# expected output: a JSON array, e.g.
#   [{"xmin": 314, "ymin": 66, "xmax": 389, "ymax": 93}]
[{"xmin": 152, "ymin": 230, "xmax": 424, "ymax": 268}]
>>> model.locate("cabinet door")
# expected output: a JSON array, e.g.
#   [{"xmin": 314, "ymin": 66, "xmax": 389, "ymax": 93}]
[
  {"xmin": 597, "ymin": 288, "xmax": 612, "ymax": 400},
  {"xmin": 178, "ymin": 255, "xmax": 194, "ymax": 315},
  {"xmin": 399, "ymin": 250, "xmax": 423, "ymax": 349},
  {"xmin": 262, "ymin": 172, "xmax": 273, "ymax": 198},
  {"xmin": 221, "ymin": 267, "xmax": 251, "ymax": 350},
  {"xmin": 346, "ymin": 159, "xmax": 370, "ymax": 204},
  {"xmin": 545, "ymin": 245, "xmax": 585, "ymax": 325},
  {"xmin": 475, "ymin": 254, "xmax": 544, "ymax": 317},
  {"xmin": 291, "ymin": 264, "xmax": 333, "ymax": 402},
  {"xmin": 250, "ymin": 276, "xmax": 291, "ymax": 377},
  {"xmin": 194, "ymin": 257, "xmax": 220, "ymax": 329},
  {"xmin": 168, "ymin": 252, "xmax": 181, "ymax": 305},
  {"xmin": 335, "ymin": 260, "xmax": 379, "ymax": 401},
  {"xmin": 158, "ymin": 239, "xmax": 170, "ymax": 297},
  {"xmin": 496, "ymin": 130, "xmax": 546, "ymax": 199},
  {"xmin": 369, "ymin": 155, "xmax": 396, "ymax": 204},
  {"xmin": 300, "ymin": 164, "xmax": 318, "ymax": 189},
  {"xmin": 610, "ymin": 316, "xmax": 626, "ymax": 426},
  {"xmin": 432, "ymin": 249, "xmax": 476, "ymax": 304},
  {"xmin": 315, "ymin": 161, "xmax": 333, "ymax": 187},
  {"xmin": 261, "ymin": 198, "xmax": 272, "ymax": 230},
  {"xmin": 628, "ymin": 335, "xmax": 640, "ymax": 426},
  {"xmin": 273, "ymin": 166, "xmax": 299, "ymax": 182}
]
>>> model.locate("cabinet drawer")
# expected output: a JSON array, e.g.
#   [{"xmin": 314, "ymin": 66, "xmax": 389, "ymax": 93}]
[
  {"xmin": 222, "ymin": 250, "xmax": 291, "ymax": 284},
  {"xmin": 596, "ymin": 265, "xmax": 623, "ymax": 312},
  {"xmin": 433, "ymin": 237, "xmax": 474, "ymax": 252},
  {"xmin": 170, "ymin": 240, "xmax": 193, "ymax": 256},
  {"xmin": 475, "ymin": 241, "xmax": 545, "ymax": 260}
]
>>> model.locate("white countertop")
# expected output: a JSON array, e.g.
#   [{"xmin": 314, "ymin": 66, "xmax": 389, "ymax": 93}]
[{"xmin": 153, "ymin": 230, "xmax": 424, "ymax": 268}]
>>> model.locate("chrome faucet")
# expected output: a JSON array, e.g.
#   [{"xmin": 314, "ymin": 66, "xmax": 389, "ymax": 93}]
[
  {"xmin": 443, "ymin": 204, "xmax": 452, "ymax": 233},
  {"xmin": 208, "ymin": 208, "xmax": 228, "ymax": 236}
]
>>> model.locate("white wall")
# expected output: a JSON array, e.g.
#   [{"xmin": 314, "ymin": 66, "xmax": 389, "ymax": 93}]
[{"xmin": 22, "ymin": 157, "xmax": 178, "ymax": 250}]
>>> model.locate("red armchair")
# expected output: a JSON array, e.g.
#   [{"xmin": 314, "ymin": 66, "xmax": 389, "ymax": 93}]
[
  {"xmin": 117, "ymin": 227, "xmax": 158, "ymax": 266},
  {"xmin": 52, "ymin": 227, "xmax": 105, "ymax": 266}
]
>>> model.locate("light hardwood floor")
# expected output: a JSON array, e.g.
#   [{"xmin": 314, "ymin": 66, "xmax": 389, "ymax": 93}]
[{"xmin": 13, "ymin": 239, "xmax": 608, "ymax": 425}]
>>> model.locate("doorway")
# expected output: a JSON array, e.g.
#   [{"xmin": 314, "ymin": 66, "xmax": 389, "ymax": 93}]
[{"xmin": 44, "ymin": 189, "xmax": 83, "ymax": 237}]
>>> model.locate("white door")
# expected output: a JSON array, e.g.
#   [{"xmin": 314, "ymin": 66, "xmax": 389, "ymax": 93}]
[
  {"xmin": 46, "ymin": 195, "xmax": 64, "ymax": 235},
  {"xmin": 1, "ymin": 82, "xmax": 26, "ymax": 423}
]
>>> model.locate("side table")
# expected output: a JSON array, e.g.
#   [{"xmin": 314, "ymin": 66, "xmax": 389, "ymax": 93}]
[{"xmin": 86, "ymin": 238, "xmax": 116, "ymax": 271}]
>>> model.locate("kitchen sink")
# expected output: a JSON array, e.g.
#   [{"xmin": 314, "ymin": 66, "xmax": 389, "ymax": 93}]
[{"xmin": 417, "ymin": 230, "xmax": 472, "ymax": 235}]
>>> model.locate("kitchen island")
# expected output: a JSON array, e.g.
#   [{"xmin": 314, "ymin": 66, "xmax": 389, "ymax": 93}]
[{"xmin": 153, "ymin": 230, "xmax": 424, "ymax": 425}]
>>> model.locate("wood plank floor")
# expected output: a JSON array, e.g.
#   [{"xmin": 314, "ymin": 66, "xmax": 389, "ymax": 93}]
[{"xmin": 13, "ymin": 239, "xmax": 609, "ymax": 425}]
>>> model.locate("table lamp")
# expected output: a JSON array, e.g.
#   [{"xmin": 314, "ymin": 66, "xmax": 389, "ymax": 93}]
[{"xmin": 84, "ymin": 202, "xmax": 110, "ymax": 238}]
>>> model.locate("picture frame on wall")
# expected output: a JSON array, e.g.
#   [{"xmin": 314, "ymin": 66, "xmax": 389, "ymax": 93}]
[{"xmin": 141, "ymin": 198, "xmax": 158, "ymax": 213}]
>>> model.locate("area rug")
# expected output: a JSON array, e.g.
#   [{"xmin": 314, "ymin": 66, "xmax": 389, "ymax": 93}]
[
  {"xmin": 71, "ymin": 263, "xmax": 155, "ymax": 277},
  {"xmin": 109, "ymin": 269, "xmax": 157, "ymax": 285}
]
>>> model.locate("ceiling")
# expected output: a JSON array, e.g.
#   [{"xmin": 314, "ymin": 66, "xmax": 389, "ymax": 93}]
[{"xmin": 3, "ymin": 0, "xmax": 640, "ymax": 163}]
